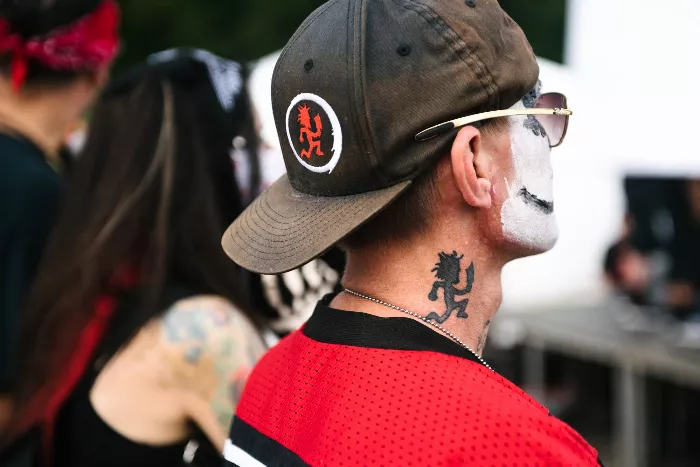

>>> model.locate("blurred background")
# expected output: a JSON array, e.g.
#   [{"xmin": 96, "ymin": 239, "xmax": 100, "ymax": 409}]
[{"xmin": 111, "ymin": 0, "xmax": 700, "ymax": 466}]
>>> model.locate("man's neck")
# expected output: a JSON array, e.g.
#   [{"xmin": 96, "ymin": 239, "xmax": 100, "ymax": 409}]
[
  {"xmin": 332, "ymin": 239, "xmax": 506, "ymax": 356},
  {"xmin": 0, "ymin": 82, "xmax": 83, "ymax": 159}
]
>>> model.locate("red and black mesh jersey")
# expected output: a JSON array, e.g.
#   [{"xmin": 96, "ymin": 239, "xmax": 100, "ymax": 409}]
[{"xmin": 224, "ymin": 297, "xmax": 602, "ymax": 467}]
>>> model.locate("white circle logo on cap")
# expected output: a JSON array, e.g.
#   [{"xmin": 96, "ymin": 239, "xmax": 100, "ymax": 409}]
[{"xmin": 285, "ymin": 93, "xmax": 343, "ymax": 174}]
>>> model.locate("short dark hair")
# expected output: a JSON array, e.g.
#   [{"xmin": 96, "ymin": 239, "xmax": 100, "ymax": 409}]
[
  {"xmin": 341, "ymin": 160, "xmax": 439, "ymax": 251},
  {"xmin": 0, "ymin": 0, "xmax": 102, "ymax": 87},
  {"xmin": 342, "ymin": 117, "xmax": 508, "ymax": 251}
]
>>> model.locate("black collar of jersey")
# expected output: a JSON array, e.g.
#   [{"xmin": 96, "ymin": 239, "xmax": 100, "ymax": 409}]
[{"xmin": 302, "ymin": 294, "xmax": 486, "ymax": 367}]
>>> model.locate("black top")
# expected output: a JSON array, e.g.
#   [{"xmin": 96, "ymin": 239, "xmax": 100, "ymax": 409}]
[
  {"xmin": 54, "ymin": 286, "xmax": 220, "ymax": 467},
  {"xmin": 54, "ymin": 377, "xmax": 191, "ymax": 467},
  {"xmin": 0, "ymin": 133, "xmax": 61, "ymax": 392}
]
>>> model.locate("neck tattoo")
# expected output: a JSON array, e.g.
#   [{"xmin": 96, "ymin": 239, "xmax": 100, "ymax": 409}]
[
  {"xmin": 426, "ymin": 250, "xmax": 474, "ymax": 323},
  {"xmin": 343, "ymin": 294, "xmax": 492, "ymax": 371},
  {"xmin": 344, "ymin": 251, "xmax": 491, "ymax": 369}
]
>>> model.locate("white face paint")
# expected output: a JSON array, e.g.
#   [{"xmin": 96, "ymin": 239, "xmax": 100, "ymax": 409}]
[{"xmin": 500, "ymin": 101, "xmax": 558, "ymax": 253}]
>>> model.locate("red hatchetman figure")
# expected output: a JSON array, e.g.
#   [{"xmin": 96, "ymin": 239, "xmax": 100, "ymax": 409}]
[{"xmin": 297, "ymin": 104, "xmax": 324, "ymax": 159}]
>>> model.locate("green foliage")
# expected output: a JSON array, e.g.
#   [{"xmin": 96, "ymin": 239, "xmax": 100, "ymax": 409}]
[
  {"xmin": 116, "ymin": 0, "xmax": 326, "ymax": 70},
  {"xmin": 500, "ymin": 0, "xmax": 567, "ymax": 63},
  {"xmin": 116, "ymin": 0, "xmax": 566, "ymax": 70}
]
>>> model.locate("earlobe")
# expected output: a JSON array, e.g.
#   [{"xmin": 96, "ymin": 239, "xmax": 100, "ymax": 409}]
[{"xmin": 451, "ymin": 126, "xmax": 492, "ymax": 209}]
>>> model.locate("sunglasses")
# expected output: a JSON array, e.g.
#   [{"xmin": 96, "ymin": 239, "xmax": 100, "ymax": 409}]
[{"xmin": 414, "ymin": 92, "xmax": 572, "ymax": 148}]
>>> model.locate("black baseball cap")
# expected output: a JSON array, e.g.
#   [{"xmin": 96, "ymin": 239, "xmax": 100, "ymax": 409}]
[{"xmin": 223, "ymin": 0, "xmax": 539, "ymax": 274}]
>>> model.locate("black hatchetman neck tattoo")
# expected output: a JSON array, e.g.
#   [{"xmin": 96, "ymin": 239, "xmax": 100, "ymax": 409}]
[{"xmin": 425, "ymin": 251, "xmax": 475, "ymax": 324}]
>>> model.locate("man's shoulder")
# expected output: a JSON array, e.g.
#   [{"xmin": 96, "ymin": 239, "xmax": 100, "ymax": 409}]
[
  {"xmin": 234, "ymin": 338, "xmax": 601, "ymax": 466},
  {"xmin": 245, "ymin": 329, "xmax": 533, "ymax": 416}
]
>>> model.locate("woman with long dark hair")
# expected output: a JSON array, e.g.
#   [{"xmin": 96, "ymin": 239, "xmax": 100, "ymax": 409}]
[
  {"xmin": 1, "ymin": 49, "xmax": 267, "ymax": 467},
  {"xmin": 0, "ymin": 0, "xmax": 120, "ymax": 426}
]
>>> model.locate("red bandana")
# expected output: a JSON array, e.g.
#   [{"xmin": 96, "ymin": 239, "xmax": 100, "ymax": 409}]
[{"xmin": 0, "ymin": 0, "xmax": 121, "ymax": 91}]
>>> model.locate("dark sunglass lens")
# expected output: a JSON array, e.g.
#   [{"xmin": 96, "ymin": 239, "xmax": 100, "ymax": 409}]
[{"xmin": 535, "ymin": 93, "xmax": 567, "ymax": 147}]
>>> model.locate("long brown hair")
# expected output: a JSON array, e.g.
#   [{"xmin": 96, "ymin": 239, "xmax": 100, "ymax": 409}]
[{"xmin": 4, "ymin": 59, "xmax": 261, "ymax": 442}]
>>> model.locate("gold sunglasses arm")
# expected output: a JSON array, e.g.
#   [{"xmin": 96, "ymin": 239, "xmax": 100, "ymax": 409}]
[{"xmin": 414, "ymin": 107, "xmax": 573, "ymax": 142}]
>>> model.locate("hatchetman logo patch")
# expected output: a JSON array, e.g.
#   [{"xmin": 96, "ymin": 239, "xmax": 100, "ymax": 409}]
[{"xmin": 285, "ymin": 93, "xmax": 343, "ymax": 174}]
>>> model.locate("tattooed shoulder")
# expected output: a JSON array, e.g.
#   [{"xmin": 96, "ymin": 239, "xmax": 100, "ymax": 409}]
[{"xmin": 160, "ymin": 296, "xmax": 266, "ymax": 433}]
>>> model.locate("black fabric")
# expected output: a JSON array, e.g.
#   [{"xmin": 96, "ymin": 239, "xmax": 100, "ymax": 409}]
[
  {"xmin": 302, "ymin": 294, "xmax": 486, "ymax": 367},
  {"xmin": 53, "ymin": 284, "xmax": 216, "ymax": 467},
  {"xmin": 0, "ymin": 133, "xmax": 61, "ymax": 393},
  {"xmin": 667, "ymin": 180, "xmax": 700, "ymax": 288},
  {"xmin": 225, "ymin": 417, "xmax": 309, "ymax": 467},
  {"xmin": 186, "ymin": 432, "xmax": 221, "ymax": 467},
  {"xmin": 0, "ymin": 427, "xmax": 40, "ymax": 467},
  {"xmin": 624, "ymin": 177, "xmax": 670, "ymax": 253}
]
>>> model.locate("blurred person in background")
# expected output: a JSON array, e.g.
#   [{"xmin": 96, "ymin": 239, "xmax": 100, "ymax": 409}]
[
  {"xmin": 605, "ymin": 178, "xmax": 700, "ymax": 317},
  {"xmin": 0, "ymin": 49, "xmax": 268, "ymax": 467},
  {"xmin": 604, "ymin": 178, "xmax": 700, "ymax": 349},
  {"xmin": 0, "ymin": 0, "xmax": 120, "ymax": 427},
  {"xmin": 604, "ymin": 241, "xmax": 666, "ymax": 307},
  {"xmin": 604, "ymin": 240, "xmax": 696, "ymax": 314}
]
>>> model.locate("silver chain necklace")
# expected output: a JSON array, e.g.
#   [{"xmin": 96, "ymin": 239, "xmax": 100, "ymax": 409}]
[{"xmin": 343, "ymin": 289, "xmax": 492, "ymax": 371}]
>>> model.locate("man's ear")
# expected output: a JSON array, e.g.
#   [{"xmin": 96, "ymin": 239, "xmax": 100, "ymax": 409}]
[{"xmin": 450, "ymin": 125, "xmax": 492, "ymax": 209}]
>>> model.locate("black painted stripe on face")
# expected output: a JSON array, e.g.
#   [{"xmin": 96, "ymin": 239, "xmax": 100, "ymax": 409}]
[
  {"xmin": 518, "ymin": 187, "xmax": 554, "ymax": 214},
  {"xmin": 523, "ymin": 115, "xmax": 547, "ymax": 139}
]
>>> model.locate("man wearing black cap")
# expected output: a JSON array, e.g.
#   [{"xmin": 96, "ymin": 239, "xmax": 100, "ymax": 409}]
[{"xmin": 221, "ymin": 0, "xmax": 600, "ymax": 465}]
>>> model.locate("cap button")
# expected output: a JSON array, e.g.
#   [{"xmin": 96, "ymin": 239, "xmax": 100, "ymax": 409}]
[{"xmin": 304, "ymin": 59, "xmax": 314, "ymax": 72}]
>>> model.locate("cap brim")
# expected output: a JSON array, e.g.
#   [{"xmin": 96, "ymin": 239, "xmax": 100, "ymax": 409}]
[{"xmin": 222, "ymin": 175, "xmax": 412, "ymax": 274}]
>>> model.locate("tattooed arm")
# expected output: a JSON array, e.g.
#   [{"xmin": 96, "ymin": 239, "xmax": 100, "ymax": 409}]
[{"xmin": 159, "ymin": 296, "xmax": 267, "ymax": 450}]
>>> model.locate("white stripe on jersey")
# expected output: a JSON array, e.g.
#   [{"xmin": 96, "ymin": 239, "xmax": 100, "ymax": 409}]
[{"xmin": 223, "ymin": 439, "xmax": 267, "ymax": 467}]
